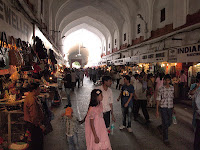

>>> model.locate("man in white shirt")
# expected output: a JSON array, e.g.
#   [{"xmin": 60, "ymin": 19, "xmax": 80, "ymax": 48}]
[
  {"xmin": 134, "ymin": 75, "xmax": 150, "ymax": 123},
  {"xmin": 96, "ymin": 76, "xmax": 116, "ymax": 129}
]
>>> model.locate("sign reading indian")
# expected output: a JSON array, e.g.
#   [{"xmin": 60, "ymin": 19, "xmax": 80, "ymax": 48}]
[{"xmin": 169, "ymin": 43, "xmax": 200, "ymax": 63}]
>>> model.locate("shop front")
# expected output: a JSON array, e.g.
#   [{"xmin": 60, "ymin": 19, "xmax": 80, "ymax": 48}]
[
  {"xmin": 139, "ymin": 50, "xmax": 168, "ymax": 75},
  {"xmin": 168, "ymin": 43, "xmax": 200, "ymax": 86},
  {"xmin": 0, "ymin": 1, "xmax": 62, "ymax": 148}
]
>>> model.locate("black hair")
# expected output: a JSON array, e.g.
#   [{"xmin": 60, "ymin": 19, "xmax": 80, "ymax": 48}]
[
  {"xmin": 89, "ymin": 89, "xmax": 102, "ymax": 107},
  {"xmin": 102, "ymin": 76, "xmax": 112, "ymax": 84},
  {"xmin": 29, "ymin": 82, "xmax": 40, "ymax": 92},
  {"xmin": 147, "ymin": 73, "xmax": 154, "ymax": 80},
  {"xmin": 181, "ymin": 70, "xmax": 185, "ymax": 74},
  {"xmin": 124, "ymin": 75, "xmax": 131, "ymax": 82},
  {"xmin": 134, "ymin": 74, "xmax": 139, "ymax": 79},
  {"xmin": 164, "ymin": 74, "xmax": 171, "ymax": 80},
  {"xmin": 129, "ymin": 71, "xmax": 132, "ymax": 75},
  {"xmin": 139, "ymin": 75, "xmax": 143, "ymax": 78},
  {"xmin": 159, "ymin": 73, "xmax": 164, "ymax": 80}
]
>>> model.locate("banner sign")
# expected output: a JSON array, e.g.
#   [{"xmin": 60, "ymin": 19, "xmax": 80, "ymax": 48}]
[
  {"xmin": 124, "ymin": 56, "xmax": 139, "ymax": 64},
  {"xmin": 0, "ymin": 0, "xmax": 32, "ymax": 42},
  {"xmin": 176, "ymin": 43, "xmax": 200, "ymax": 62},
  {"xmin": 140, "ymin": 50, "xmax": 168, "ymax": 63},
  {"xmin": 114, "ymin": 59, "xmax": 125, "ymax": 66}
]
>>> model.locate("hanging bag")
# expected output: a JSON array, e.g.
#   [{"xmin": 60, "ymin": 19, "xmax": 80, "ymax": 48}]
[
  {"xmin": 0, "ymin": 32, "xmax": 9, "ymax": 69},
  {"xmin": 9, "ymin": 36, "xmax": 24, "ymax": 66}
]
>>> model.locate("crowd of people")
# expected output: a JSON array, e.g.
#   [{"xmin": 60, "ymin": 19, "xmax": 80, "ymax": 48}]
[{"xmin": 23, "ymin": 65, "xmax": 200, "ymax": 150}]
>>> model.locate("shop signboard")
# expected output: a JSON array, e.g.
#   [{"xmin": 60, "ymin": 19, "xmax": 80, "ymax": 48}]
[
  {"xmin": 114, "ymin": 58, "xmax": 125, "ymax": 66},
  {"xmin": 176, "ymin": 43, "xmax": 200, "ymax": 63},
  {"xmin": 102, "ymin": 61, "xmax": 107, "ymax": 65},
  {"xmin": 0, "ymin": 0, "xmax": 33, "ymax": 42},
  {"xmin": 139, "ymin": 50, "xmax": 168, "ymax": 63},
  {"xmin": 168, "ymin": 48, "xmax": 177, "ymax": 62},
  {"xmin": 132, "ymin": 56, "xmax": 139, "ymax": 64},
  {"xmin": 124, "ymin": 56, "xmax": 139, "ymax": 64}
]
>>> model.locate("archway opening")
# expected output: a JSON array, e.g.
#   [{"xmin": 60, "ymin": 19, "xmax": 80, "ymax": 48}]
[
  {"xmin": 72, "ymin": 61, "xmax": 81, "ymax": 69},
  {"xmin": 63, "ymin": 29, "xmax": 102, "ymax": 67}
]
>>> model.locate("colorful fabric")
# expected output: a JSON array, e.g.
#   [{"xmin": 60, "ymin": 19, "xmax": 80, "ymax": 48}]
[{"xmin": 85, "ymin": 102, "xmax": 112, "ymax": 150}]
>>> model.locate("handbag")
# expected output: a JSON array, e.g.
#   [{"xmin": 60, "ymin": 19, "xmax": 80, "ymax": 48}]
[
  {"xmin": 0, "ymin": 32, "xmax": 9, "ymax": 69},
  {"xmin": 9, "ymin": 36, "xmax": 24, "ymax": 66}
]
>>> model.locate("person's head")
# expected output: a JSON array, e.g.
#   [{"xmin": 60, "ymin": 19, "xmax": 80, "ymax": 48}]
[
  {"xmin": 159, "ymin": 73, "xmax": 164, "ymax": 80},
  {"xmin": 129, "ymin": 72, "xmax": 132, "ymax": 76},
  {"xmin": 29, "ymin": 82, "xmax": 40, "ymax": 96},
  {"xmin": 102, "ymin": 76, "xmax": 112, "ymax": 87},
  {"xmin": 164, "ymin": 74, "xmax": 171, "ymax": 85},
  {"xmin": 89, "ymin": 89, "xmax": 103, "ymax": 107},
  {"xmin": 124, "ymin": 75, "xmax": 131, "ymax": 85},
  {"xmin": 64, "ymin": 68, "xmax": 69, "ymax": 73},
  {"xmin": 134, "ymin": 74, "xmax": 139, "ymax": 80},
  {"xmin": 148, "ymin": 73, "xmax": 155, "ymax": 82},
  {"xmin": 181, "ymin": 70, "xmax": 185, "ymax": 74},
  {"xmin": 65, "ymin": 107, "xmax": 73, "ymax": 118},
  {"xmin": 138, "ymin": 75, "xmax": 143, "ymax": 82}
]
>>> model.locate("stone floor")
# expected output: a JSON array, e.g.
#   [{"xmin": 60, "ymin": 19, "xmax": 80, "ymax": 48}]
[{"xmin": 44, "ymin": 77, "xmax": 194, "ymax": 150}]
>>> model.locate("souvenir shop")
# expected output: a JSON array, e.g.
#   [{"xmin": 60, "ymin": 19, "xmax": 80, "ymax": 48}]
[{"xmin": 0, "ymin": 2, "xmax": 63, "ymax": 149}]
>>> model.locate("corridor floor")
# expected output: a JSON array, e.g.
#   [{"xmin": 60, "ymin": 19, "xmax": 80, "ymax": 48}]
[{"xmin": 44, "ymin": 77, "xmax": 194, "ymax": 150}]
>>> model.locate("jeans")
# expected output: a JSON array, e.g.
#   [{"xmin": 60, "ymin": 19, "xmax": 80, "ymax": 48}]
[
  {"xmin": 116, "ymin": 79, "xmax": 120, "ymax": 89},
  {"xmin": 67, "ymin": 133, "xmax": 79, "ymax": 150},
  {"xmin": 122, "ymin": 106, "xmax": 132, "ymax": 128},
  {"xmin": 160, "ymin": 108, "xmax": 173, "ymax": 141},
  {"xmin": 134, "ymin": 100, "xmax": 149, "ymax": 121},
  {"xmin": 65, "ymin": 88, "xmax": 71, "ymax": 105},
  {"xmin": 194, "ymin": 119, "xmax": 200, "ymax": 150},
  {"xmin": 103, "ymin": 111, "xmax": 111, "ymax": 128}
]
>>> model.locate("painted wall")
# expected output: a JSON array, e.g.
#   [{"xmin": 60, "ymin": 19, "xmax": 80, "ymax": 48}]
[
  {"xmin": 0, "ymin": 0, "xmax": 33, "ymax": 43},
  {"xmin": 189, "ymin": 0, "xmax": 200, "ymax": 15},
  {"xmin": 122, "ymin": 21, "xmax": 128, "ymax": 44},
  {"xmin": 113, "ymin": 30, "xmax": 118, "ymax": 49},
  {"xmin": 152, "ymin": 0, "xmax": 173, "ymax": 31}
]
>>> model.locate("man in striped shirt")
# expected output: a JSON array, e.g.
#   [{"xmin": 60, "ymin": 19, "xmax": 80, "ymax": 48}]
[{"xmin": 156, "ymin": 74, "xmax": 174, "ymax": 145}]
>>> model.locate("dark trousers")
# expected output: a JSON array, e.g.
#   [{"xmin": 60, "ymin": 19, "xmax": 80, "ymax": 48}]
[
  {"xmin": 116, "ymin": 79, "xmax": 120, "ymax": 89},
  {"xmin": 103, "ymin": 111, "xmax": 111, "ymax": 128},
  {"xmin": 134, "ymin": 100, "xmax": 149, "ymax": 121},
  {"xmin": 122, "ymin": 106, "xmax": 132, "ymax": 128},
  {"xmin": 76, "ymin": 79, "xmax": 80, "ymax": 88},
  {"xmin": 179, "ymin": 82, "xmax": 186, "ymax": 99},
  {"xmin": 26, "ymin": 122, "xmax": 44, "ymax": 150},
  {"xmin": 194, "ymin": 119, "xmax": 200, "ymax": 150},
  {"xmin": 160, "ymin": 108, "xmax": 173, "ymax": 141}
]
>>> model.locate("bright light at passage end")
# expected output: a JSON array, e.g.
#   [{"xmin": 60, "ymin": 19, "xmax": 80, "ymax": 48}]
[{"xmin": 63, "ymin": 29, "xmax": 102, "ymax": 67}]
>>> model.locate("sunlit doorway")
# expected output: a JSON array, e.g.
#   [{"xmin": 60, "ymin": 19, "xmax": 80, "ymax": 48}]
[{"xmin": 72, "ymin": 61, "xmax": 81, "ymax": 69}]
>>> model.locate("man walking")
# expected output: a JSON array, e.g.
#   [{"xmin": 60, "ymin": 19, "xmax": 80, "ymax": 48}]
[
  {"xmin": 156, "ymin": 74, "xmax": 174, "ymax": 145},
  {"xmin": 117, "ymin": 75, "xmax": 136, "ymax": 133},
  {"xmin": 134, "ymin": 75, "xmax": 150, "ymax": 123},
  {"xmin": 96, "ymin": 76, "xmax": 116, "ymax": 130},
  {"xmin": 63, "ymin": 68, "xmax": 72, "ymax": 105}
]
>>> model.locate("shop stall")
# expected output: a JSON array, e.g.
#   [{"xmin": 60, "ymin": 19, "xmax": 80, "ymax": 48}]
[{"xmin": 0, "ymin": 31, "xmax": 61, "ymax": 149}]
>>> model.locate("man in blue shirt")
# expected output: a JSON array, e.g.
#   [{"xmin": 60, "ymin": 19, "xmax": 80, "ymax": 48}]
[{"xmin": 117, "ymin": 75, "xmax": 137, "ymax": 133}]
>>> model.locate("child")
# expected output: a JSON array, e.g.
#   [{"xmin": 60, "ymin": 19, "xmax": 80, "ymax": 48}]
[
  {"xmin": 85, "ymin": 89, "xmax": 112, "ymax": 150},
  {"xmin": 156, "ymin": 74, "xmax": 174, "ymax": 145},
  {"xmin": 62, "ymin": 105, "xmax": 79, "ymax": 150}
]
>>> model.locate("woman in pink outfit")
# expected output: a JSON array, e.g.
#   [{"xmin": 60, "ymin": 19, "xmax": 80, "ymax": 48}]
[
  {"xmin": 154, "ymin": 73, "xmax": 164, "ymax": 101},
  {"xmin": 85, "ymin": 89, "xmax": 112, "ymax": 150}
]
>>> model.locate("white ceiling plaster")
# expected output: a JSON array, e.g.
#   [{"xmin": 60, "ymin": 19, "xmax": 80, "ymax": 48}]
[{"xmin": 60, "ymin": 16, "xmax": 111, "ymax": 41}]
